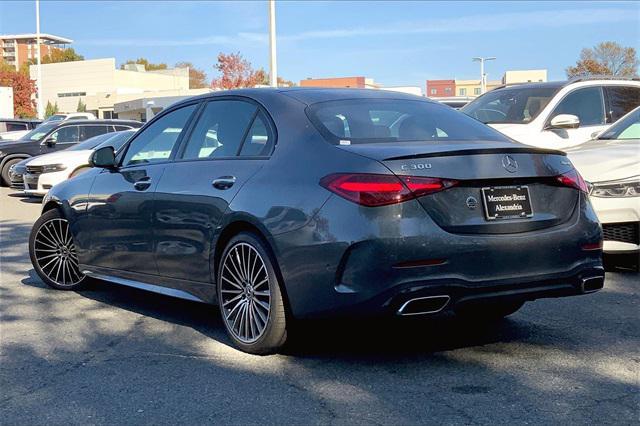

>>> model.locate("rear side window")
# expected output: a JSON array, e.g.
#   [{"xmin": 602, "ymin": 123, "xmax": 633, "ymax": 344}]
[
  {"xmin": 239, "ymin": 112, "xmax": 273, "ymax": 157},
  {"xmin": 308, "ymin": 99, "xmax": 508, "ymax": 145},
  {"xmin": 181, "ymin": 100, "xmax": 257, "ymax": 159},
  {"xmin": 605, "ymin": 86, "xmax": 640, "ymax": 123},
  {"xmin": 6, "ymin": 122, "xmax": 28, "ymax": 131},
  {"xmin": 79, "ymin": 125, "xmax": 109, "ymax": 141},
  {"xmin": 550, "ymin": 87, "xmax": 605, "ymax": 126},
  {"xmin": 114, "ymin": 125, "xmax": 133, "ymax": 131}
]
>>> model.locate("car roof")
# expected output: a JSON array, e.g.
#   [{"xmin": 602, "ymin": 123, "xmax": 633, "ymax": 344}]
[
  {"xmin": 175, "ymin": 87, "xmax": 431, "ymax": 108},
  {"xmin": 492, "ymin": 78, "xmax": 640, "ymax": 92},
  {"xmin": 0, "ymin": 118, "xmax": 42, "ymax": 123},
  {"xmin": 51, "ymin": 119, "xmax": 142, "ymax": 127}
]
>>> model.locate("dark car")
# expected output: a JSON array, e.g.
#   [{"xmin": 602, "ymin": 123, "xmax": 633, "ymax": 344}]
[
  {"xmin": 0, "ymin": 118, "xmax": 42, "ymax": 134},
  {"xmin": 28, "ymin": 88, "xmax": 604, "ymax": 354},
  {"xmin": 0, "ymin": 119, "xmax": 141, "ymax": 185}
]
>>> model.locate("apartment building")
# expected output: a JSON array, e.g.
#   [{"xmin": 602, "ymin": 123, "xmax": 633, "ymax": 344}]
[
  {"xmin": 300, "ymin": 76, "xmax": 380, "ymax": 89},
  {"xmin": 30, "ymin": 58, "xmax": 192, "ymax": 118},
  {"xmin": 427, "ymin": 69, "xmax": 548, "ymax": 98},
  {"xmin": 1, "ymin": 33, "xmax": 72, "ymax": 70}
]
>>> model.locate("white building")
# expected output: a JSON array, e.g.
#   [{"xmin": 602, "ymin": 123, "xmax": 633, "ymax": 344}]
[
  {"xmin": 502, "ymin": 69, "xmax": 548, "ymax": 85},
  {"xmin": 114, "ymin": 89, "xmax": 213, "ymax": 122},
  {"xmin": 29, "ymin": 58, "xmax": 194, "ymax": 118}
]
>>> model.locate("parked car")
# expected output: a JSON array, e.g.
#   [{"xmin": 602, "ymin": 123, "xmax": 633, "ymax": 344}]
[
  {"xmin": 462, "ymin": 78, "xmax": 640, "ymax": 150},
  {"xmin": 567, "ymin": 106, "xmax": 639, "ymax": 269},
  {"xmin": 29, "ymin": 88, "xmax": 603, "ymax": 354},
  {"xmin": 22, "ymin": 130, "xmax": 136, "ymax": 196},
  {"xmin": 40, "ymin": 112, "xmax": 97, "ymax": 125},
  {"xmin": 0, "ymin": 119, "xmax": 141, "ymax": 186},
  {"xmin": 0, "ymin": 118, "xmax": 42, "ymax": 141}
]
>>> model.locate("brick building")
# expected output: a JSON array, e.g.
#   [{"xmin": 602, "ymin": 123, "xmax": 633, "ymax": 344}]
[{"xmin": 1, "ymin": 33, "xmax": 72, "ymax": 71}]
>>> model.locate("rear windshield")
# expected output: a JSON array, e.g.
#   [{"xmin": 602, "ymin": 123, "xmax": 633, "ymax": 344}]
[
  {"xmin": 307, "ymin": 99, "xmax": 508, "ymax": 145},
  {"xmin": 462, "ymin": 87, "xmax": 560, "ymax": 124}
]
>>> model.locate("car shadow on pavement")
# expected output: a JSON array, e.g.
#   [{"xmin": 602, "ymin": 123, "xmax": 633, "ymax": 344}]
[{"xmin": 7, "ymin": 191, "xmax": 42, "ymax": 204}]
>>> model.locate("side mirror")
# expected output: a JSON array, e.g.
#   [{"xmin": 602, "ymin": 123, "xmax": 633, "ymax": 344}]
[
  {"xmin": 44, "ymin": 137, "xmax": 56, "ymax": 147},
  {"xmin": 547, "ymin": 114, "xmax": 580, "ymax": 130},
  {"xmin": 89, "ymin": 146, "xmax": 117, "ymax": 168}
]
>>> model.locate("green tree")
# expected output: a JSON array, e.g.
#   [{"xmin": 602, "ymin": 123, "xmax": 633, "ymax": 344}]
[
  {"xmin": 567, "ymin": 41, "xmax": 638, "ymax": 78},
  {"xmin": 45, "ymin": 100, "xmax": 59, "ymax": 118},
  {"xmin": 120, "ymin": 58, "xmax": 168, "ymax": 71},
  {"xmin": 76, "ymin": 98, "xmax": 86, "ymax": 112},
  {"xmin": 175, "ymin": 61, "xmax": 207, "ymax": 89}
]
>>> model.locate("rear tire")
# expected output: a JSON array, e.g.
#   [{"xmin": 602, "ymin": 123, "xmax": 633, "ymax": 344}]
[
  {"xmin": 455, "ymin": 300, "xmax": 524, "ymax": 321},
  {"xmin": 29, "ymin": 209, "xmax": 87, "ymax": 290},
  {"xmin": 1, "ymin": 158, "xmax": 22, "ymax": 187},
  {"xmin": 217, "ymin": 232, "xmax": 288, "ymax": 354}
]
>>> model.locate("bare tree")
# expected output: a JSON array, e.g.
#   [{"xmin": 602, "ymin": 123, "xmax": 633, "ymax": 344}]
[{"xmin": 567, "ymin": 41, "xmax": 638, "ymax": 78}]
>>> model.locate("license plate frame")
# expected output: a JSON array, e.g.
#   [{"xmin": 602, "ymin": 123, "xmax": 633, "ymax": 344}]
[{"xmin": 481, "ymin": 186, "xmax": 534, "ymax": 221}]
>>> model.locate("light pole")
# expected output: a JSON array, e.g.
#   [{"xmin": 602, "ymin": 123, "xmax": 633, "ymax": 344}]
[
  {"xmin": 472, "ymin": 56, "xmax": 496, "ymax": 94},
  {"xmin": 35, "ymin": 0, "xmax": 43, "ymax": 118},
  {"xmin": 268, "ymin": 0, "xmax": 278, "ymax": 87}
]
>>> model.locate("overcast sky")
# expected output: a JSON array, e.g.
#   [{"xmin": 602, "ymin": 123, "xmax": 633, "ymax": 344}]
[{"xmin": 1, "ymin": 1, "xmax": 638, "ymax": 87}]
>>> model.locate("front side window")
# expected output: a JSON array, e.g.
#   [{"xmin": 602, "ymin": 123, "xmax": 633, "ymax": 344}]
[
  {"xmin": 550, "ymin": 87, "xmax": 605, "ymax": 127},
  {"xmin": 462, "ymin": 86, "xmax": 559, "ymax": 124},
  {"xmin": 122, "ymin": 104, "xmax": 197, "ymax": 167},
  {"xmin": 181, "ymin": 100, "xmax": 257, "ymax": 160},
  {"xmin": 49, "ymin": 126, "xmax": 79, "ymax": 144},
  {"xmin": 308, "ymin": 99, "xmax": 508, "ymax": 145},
  {"xmin": 605, "ymin": 86, "xmax": 640, "ymax": 123}
]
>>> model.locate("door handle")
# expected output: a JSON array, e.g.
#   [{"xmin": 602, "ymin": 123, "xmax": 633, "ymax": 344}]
[
  {"xmin": 134, "ymin": 176, "xmax": 152, "ymax": 191},
  {"xmin": 212, "ymin": 176, "xmax": 236, "ymax": 190}
]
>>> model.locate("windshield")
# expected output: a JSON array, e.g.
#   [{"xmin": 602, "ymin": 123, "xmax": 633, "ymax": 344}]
[
  {"xmin": 598, "ymin": 107, "xmax": 640, "ymax": 140},
  {"xmin": 462, "ymin": 87, "xmax": 559, "ymax": 124},
  {"xmin": 95, "ymin": 130, "xmax": 135, "ymax": 152},
  {"xmin": 20, "ymin": 122, "xmax": 58, "ymax": 142},
  {"xmin": 307, "ymin": 99, "xmax": 508, "ymax": 145}
]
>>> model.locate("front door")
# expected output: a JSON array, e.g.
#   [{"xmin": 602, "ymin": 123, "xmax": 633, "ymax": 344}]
[
  {"xmin": 153, "ymin": 99, "xmax": 275, "ymax": 282},
  {"xmin": 85, "ymin": 103, "xmax": 198, "ymax": 276}
]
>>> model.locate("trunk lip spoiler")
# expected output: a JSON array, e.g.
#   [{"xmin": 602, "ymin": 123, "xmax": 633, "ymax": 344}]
[{"xmin": 384, "ymin": 147, "xmax": 566, "ymax": 162}]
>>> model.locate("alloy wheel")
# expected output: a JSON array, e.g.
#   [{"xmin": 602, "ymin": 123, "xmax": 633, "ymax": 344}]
[
  {"xmin": 33, "ymin": 218, "xmax": 84, "ymax": 287},
  {"xmin": 220, "ymin": 242, "xmax": 271, "ymax": 344}
]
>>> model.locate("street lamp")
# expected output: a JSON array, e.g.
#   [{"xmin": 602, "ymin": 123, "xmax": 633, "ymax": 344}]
[
  {"xmin": 268, "ymin": 0, "xmax": 278, "ymax": 87},
  {"xmin": 472, "ymin": 56, "xmax": 496, "ymax": 94},
  {"xmin": 35, "ymin": 0, "xmax": 43, "ymax": 119}
]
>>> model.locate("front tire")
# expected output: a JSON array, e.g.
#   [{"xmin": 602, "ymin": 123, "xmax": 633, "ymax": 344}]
[
  {"xmin": 1, "ymin": 158, "xmax": 22, "ymax": 187},
  {"xmin": 217, "ymin": 232, "xmax": 287, "ymax": 354},
  {"xmin": 29, "ymin": 209, "xmax": 87, "ymax": 290}
]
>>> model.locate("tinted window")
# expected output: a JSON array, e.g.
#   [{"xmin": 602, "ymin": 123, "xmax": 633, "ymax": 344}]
[
  {"xmin": 308, "ymin": 99, "xmax": 508, "ymax": 145},
  {"xmin": 115, "ymin": 125, "xmax": 132, "ymax": 131},
  {"xmin": 551, "ymin": 87, "xmax": 605, "ymax": 126},
  {"xmin": 605, "ymin": 86, "xmax": 640, "ymax": 123},
  {"xmin": 66, "ymin": 132, "xmax": 115, "ymax": 151},
  {"xmin": 122, "ymin": 104, "xmax": 196, "ymax": 166},
  {"xmin": 599, "ymin": 107, "xmax": 640, "ymax": 140},
  {"xmin": 181, "ymin": 100, "xmax": 257, "ymax": 159},
  {"xmin": 6, "ymin": 122, "xmax": 28, "ymax": 131},
  {"xmin": 79, "ymin": 125, "xmax": 109, "ymax": 141},
  {"xmin": 239, "ymin": 113, "xmax": 273, "ymax": 157},
  {"xmin": 462, "ymin": 87, "xmax": 559, "ymax": 124},
  {"xmin": 50, "ymin": 126, "xmax": 79, "ymax": 143}
]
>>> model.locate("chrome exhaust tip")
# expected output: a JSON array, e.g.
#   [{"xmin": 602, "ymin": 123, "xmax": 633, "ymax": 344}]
[
  {"xmin": 580, "ymin": 276, "xmax": 604, "ymax": 293},
  {"xmin": 397, "ymin": 295, "xmax": 451, "ymax": 316}
]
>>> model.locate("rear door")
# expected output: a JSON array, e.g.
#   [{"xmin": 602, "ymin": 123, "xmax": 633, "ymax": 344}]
[
  {"xmin": 84, "ymin": 104, "xmax": 198, "ymax": 275},
  {"xmin": 152, "ymin": 98, "xmax": 274, "ymax": 282}
]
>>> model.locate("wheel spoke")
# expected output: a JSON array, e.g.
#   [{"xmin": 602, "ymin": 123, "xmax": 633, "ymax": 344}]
[
  {"xmin": 33, "ymin": 218, "xmax": 84, "ymax": 287},
  {"xmin": 220, "ymin": 242, "xmax": 271, "ymax": 344}
]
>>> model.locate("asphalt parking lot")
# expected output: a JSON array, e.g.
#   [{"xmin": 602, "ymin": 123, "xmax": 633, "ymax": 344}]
[{"xmin": 0, "ymin": 186, "xmax": 638, "ymax": 425}]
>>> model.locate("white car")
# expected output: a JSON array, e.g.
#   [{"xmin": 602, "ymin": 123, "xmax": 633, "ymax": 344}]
[
  {"xmin": 567, "ymin": 106, "xmax": 639, "ymax": 264},
  {"xmin": 462, "ymin": 78, "xmax": 640, "ymax": 150},
  {"xmin": 23, "ymin": 130, "xmax": 135, "ymax": 196},
  {"xmin": 40, "ymin": 112, "xmax": 97, "ymax": 125}
]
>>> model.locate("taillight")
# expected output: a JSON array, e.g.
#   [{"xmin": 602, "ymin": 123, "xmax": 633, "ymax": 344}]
[
  {"xmin": 320, "ymin": 173, "xmax": 457, "ymax": 207},
  {"xmin": 556, "ymin": 169, "xmax": 589, "ymax": 194}
]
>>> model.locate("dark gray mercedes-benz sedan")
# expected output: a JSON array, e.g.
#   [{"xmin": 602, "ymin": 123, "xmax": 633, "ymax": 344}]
[{"xmin": 29, "ymin": 88, "xmax": 604, "ymax": 354}]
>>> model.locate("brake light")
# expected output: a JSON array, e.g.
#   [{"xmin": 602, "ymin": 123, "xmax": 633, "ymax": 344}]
[
  {"xmin": 320, "ymin": 173, "xmax": 457, "ymax": 207},
  {"xmin": 556, "ymin": 169, "xmax": 589, "ymax": 194}
]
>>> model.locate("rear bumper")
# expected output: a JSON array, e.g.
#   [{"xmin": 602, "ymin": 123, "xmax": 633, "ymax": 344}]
[{"xmin": 275, "ymin": 193, "xmax": 603, "ymax": 319}]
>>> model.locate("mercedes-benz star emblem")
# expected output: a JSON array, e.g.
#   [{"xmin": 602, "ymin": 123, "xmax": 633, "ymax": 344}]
[
  {"xmin": 502, "ymin": 155, "xmax": 518, "ymax": 173},
  {"xmin": 466, "ymin": 196, "xmax": 478, "ymax": 210}
]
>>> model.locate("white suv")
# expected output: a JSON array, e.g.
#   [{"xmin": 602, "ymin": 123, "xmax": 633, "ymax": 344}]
[{"xmin": 462, "ymin": 78, "xmax": 640, "ymax": 150}]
